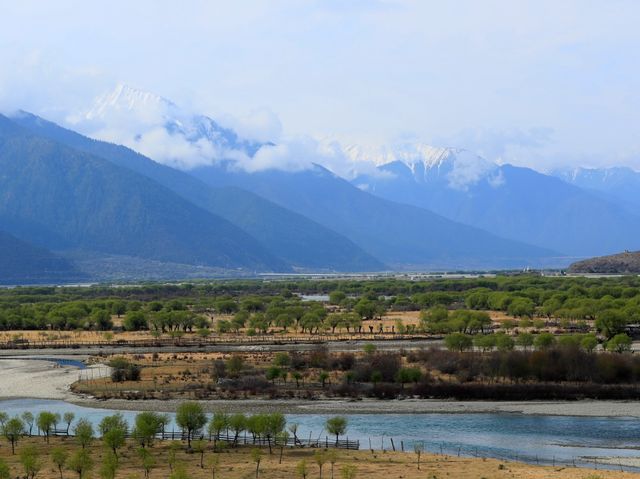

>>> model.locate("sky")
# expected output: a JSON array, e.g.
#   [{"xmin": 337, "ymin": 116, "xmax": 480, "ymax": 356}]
[{"xmin": 1, "ymin": 0, "xmax": 640, "ymax": 171}]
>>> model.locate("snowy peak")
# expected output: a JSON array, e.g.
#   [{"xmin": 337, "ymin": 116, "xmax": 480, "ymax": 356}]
[
  {"xmin": 69, "ymin": 84, "xmax": 263, "ymax": 170},
  {"xmin": 346, "ymin": 143, "xmax": 500, "ymax": 190},
  {"xmin": 84, "ymin": 83, "xmax": 175, "ymax": 121}
]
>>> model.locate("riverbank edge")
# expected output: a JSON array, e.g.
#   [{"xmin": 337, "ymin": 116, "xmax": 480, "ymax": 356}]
[{"xmin": 58, "ymin": 396, "xmax": 640, "ymax": 417}]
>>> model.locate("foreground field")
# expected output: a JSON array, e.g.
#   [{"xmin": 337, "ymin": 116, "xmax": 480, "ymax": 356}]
[{"xmin": 0, "ymin": 437, "xmax": 637, "ymax": 479}]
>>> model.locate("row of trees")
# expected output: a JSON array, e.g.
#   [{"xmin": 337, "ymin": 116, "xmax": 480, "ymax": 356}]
[
  {"xmin": 0, "ymin": 408, "xmax": 355, "ymax": 479},
  {"xmin": 1, "ymin": 404, "xmax": 349, "ymax": 455},
  {"xmin": 443, "ymin": 331, "xmax": 633, "ymax": 353}
]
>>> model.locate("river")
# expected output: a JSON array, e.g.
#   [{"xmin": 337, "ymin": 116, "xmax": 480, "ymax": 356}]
[{"xmin": 0, "ymin": 398, "xmax": 638, "ymax": 471}]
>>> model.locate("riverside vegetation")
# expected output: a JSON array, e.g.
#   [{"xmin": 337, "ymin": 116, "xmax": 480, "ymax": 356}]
[
  {"xmin": 0, "ymin": 404, "xmax": 637, "ymax": 479},
  {"xmin": 4, "ymin": 275, "xmax": 640, "ymax": 400}
]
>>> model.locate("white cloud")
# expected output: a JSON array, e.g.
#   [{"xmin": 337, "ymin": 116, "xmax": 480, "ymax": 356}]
[{"xmin": 219, "ymin": 108, "xmax": 283, "ymax": 144}]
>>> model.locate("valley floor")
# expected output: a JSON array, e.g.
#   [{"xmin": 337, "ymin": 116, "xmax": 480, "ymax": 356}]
[
  {"xmin": 2, "ymin": 358, "xmax": 640, "ymax": 418},
  {"xmin": 0, "ymin": 437, "xmax": 638, "ymax": 479}
]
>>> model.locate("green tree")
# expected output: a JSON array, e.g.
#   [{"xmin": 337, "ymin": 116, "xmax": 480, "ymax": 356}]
[
  {"xmin": 36, "ymin": 411, "xmax": 56, "ymax": 443},
  {"xmin": 99, "ymin": 452, "xmax": 118, "ymax": 479},
  {"xmin": 137, "ymin": 447, "xmax": 155, "ymax": 478},
  {"xmin": 534, "ymin": 332, "xmax": 556, "ymax": 350},
  {"xmin": 264, "ymin": 413, "xmax": 286, "ymax": 454},
  {"xmin": 595, "ymin": 309, "xmax": 627, "ymax": 339},
  {"xmin": 3, "ymin": 416, "xmax": 24, "ymax": 454},
  {"xmin": 251, "ymin": 448, "xmax": 263, "ymax": 479},
  {"xmin": 20, "ymin": 445, "xmax": 41, "ymax": 479},
  {"xmin": 516, "ymin": 332, "xmax": 534, "ymax": 350},
  {"xmin": 123, "ymin": 310, "xmax": 147, "ymax": 331},
  {"xmin": 63, "ymin": 412, "xmax": 75, "ymax": 435},
  {"xmin": 581, "ymin": 333, "xmax": 598, "ymax": 352},
  {"xmin": 68, "ymin": 448, "xmax": 93, "ymax": 479},
  {"xmin": 176, "ymin": 402, "xmax": 207, "ymax": 448},
  {"xmin": 319, "ymin": 371, "xmax": 330, "ymax": 388},
  {"xmin": 395, "ymin": 367, "xmax": 422, "ymax": 389},
  {"xmin": 495, "ymin": 333, "xmax": 515, "ymax": 352},
  {"xmin": 606, "ymin": 333, "xmax": 632, "ymax": 353},
  {"xmin": 474, "ymin": 334, "xmax": 496, "ymax": 352},
  {"xmin": 296, "ymin": 459, "xmax": 308, "ymax": 479},
  {"xmin": 444, "ymin": 332, "xmax": 473, "ymax": 352},
  {"xmin": 21, "ymin": 412, "xmax": 34, "ymax": 436},
  {"xmin": 273, "ymin": 352, "xmax": 291, "ymax": 367},
  {"xmin": 51, "ymin": 447, "xmax": 68, "ymax": 479},
  {"xmin": 133, "ymin": 411, "xmax": 163, "ymax": 448},
  {"xmin": 228, "ymin": 413, "xmax": 246, "ymax": 445},
  {"xmin": 193, "ymin": 439, "xmax": 206, "ymax": 468},
  {"xmin": 266, "ymin": 366, "xmax": 282, "ymax": 383},
  {"xmin": 226, "ymin": 355, "xmax": 244, "ymax": 376},
  {"xmin": 315, "ymin": 450, "xmax": 327, "ymax": 479},
  {"xmin": 73, "ymin": 419, "xmax": 94, "ymax": 449},
  {"xmin": 99, "ymin": 414, "xmax": 128, "ymax": 458},
  {"xmin": 208, "ymin": 412, "xmax": 229, "ymax": 443},
  {"xmin": 326, "ymin": 449, "xmax": 338, "ymax": 479},
  {"xmin": 325, "ymin": 416, "xmax": 348, "ymax": 445},
  {"xmin": 329, "ymin": 290, "xmax": 346, "ymax": 305}
]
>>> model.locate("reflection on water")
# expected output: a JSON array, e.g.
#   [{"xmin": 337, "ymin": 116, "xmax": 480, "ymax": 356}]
[{"xmin": 0, "ymin": 399, "xmax": 638, "ymax": 470}]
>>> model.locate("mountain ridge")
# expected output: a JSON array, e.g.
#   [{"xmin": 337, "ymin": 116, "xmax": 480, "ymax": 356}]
[
  {"xmin": 12, "ymin": 111, "xmax": 386, "ymax": 272},
  {"xmin": 0, "ymin": 114, "xmax": 287, "ymax": 272}
]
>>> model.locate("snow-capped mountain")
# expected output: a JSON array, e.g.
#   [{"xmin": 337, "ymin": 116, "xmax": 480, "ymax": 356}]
[
  {"xmin": 351, "ymin": 148, "xmax": 640, "ymax": 257},
  {"xmin": 348, "ymin": 144, "xmax": 503, "ymax": 192},
  {"xmin": 552, "ymin": 166, "xmax": 640, "ymax": 210},
  {"xmin": 69, "ymin": 83, "xmax": 263, "ymax": 169}
]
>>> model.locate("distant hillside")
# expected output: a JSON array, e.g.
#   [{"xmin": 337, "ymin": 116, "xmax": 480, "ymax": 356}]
[
  {"xmin": 552, "ymin": 166, "xmax": 640, "ymax": 211},
  {"xmin": 189, "ymin": 162, "xmax": 559, "ymax": 270},
  {"xmin": 568, "ymin": 251, "xmax": 640, "ymax": 274},
  {"xmin": 351, "ymin": 147, "xmax": 640, "ymax": 257},
  {"xmin": 0, "ymin": 231, "xmax": 83, "ymax": 284},
  {"xmin": 11, "ymin": 112, "xmax": 384, "ymax": 272},
  {"xmin": 0, "ymin": 114, "xmax": 286, "ymax": 272}
]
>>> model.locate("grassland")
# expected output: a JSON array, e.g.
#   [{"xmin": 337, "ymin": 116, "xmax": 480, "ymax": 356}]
[{"xmin": 0, "ymin": 437, "xmax": 637, "ymax": 479}]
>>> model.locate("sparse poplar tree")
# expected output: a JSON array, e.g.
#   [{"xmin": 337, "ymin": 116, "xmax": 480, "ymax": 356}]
[
  {"xmin": 51, "ymin": 447, "xmax": 68, "ymax": 479},
  {"xmin": 3, "ymin": 416, "xmax": 25, "ymax": 454}
]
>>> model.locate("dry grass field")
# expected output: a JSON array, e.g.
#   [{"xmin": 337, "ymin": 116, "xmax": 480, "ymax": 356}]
[
  {"xmin": 0, "ymin": 437, "xmax": 637, "ymax": 479},
  {"xmin": 0, "ymin": 310, "xmax": 537, "ymax": 347}
]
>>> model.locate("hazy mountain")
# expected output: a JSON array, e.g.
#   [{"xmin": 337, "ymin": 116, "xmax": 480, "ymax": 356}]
[
  {"xmin": 73, "ymin": 83, "xmax": 263, "ymax": 169},
  {"xmin": 0, "ymin": 114, "xmax": 286, "ymax": 272},
  {"xmin": 552, "ymin": 166, "xmax": 640, "ymax": 210},
  {"xmin": 63, "ymin": 85, "xmax": 559, "ymax": 269},
  {"xmin": 350, "ymin": 146, "xmax": 640, "ymax": 257},
  {"xmin": 12, "ymin": 112, "xmax": 384, "ymax": 272},
  {"xmin": 0, "ymin": 230, "xmax": 83, "ymax": 284},
  {"xmin": 188, "ymin": 162, "xmax": 559, "ymax": 270}
]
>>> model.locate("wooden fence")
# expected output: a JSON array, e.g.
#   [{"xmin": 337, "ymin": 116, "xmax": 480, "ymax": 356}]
[
  {"xmin": 46, "ymin": 428, "xmax": 359, "ymax": 450},
  {"xmin": 0, "ymin": 333, "xmax": 436, "ymax": 350}
]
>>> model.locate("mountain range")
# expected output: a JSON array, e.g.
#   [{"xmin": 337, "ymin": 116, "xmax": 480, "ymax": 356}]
[
  {"xmin": 2, "ymin": 83, "xmax": 640, "ymax": 283},
  {"xmin": 350, "ymin": 146, "xmax": 640, "ymax": 257}
]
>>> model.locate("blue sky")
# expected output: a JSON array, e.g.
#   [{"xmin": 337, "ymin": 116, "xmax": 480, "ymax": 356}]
[{"xmin": 1, "ymin": 0, "xmax": 639, "ymax": 170}]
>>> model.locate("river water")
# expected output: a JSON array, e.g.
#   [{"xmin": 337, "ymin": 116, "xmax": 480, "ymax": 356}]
[{"xmin": 0, "ymin": 398, "xmax": 638, "ymax": 470}]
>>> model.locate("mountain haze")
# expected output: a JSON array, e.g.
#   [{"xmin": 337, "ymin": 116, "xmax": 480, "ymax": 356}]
[
  {"xmin": 189, "ymin": 163, "xmax": 558, "ymax": 269},
  {"xmin": 553, "ymin": 166, "xmax": 640, "ymax": 211},
  {"xmin": 0, "ymin": 114, "xmax": 286, "ymax": 272},
  {"xmin": 351, "ymin": 147, "xmax": 640, "ymax": 257},
  {"xmin": 12, "ymin": 112, "xmax": 385, "ymax": 272}
]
